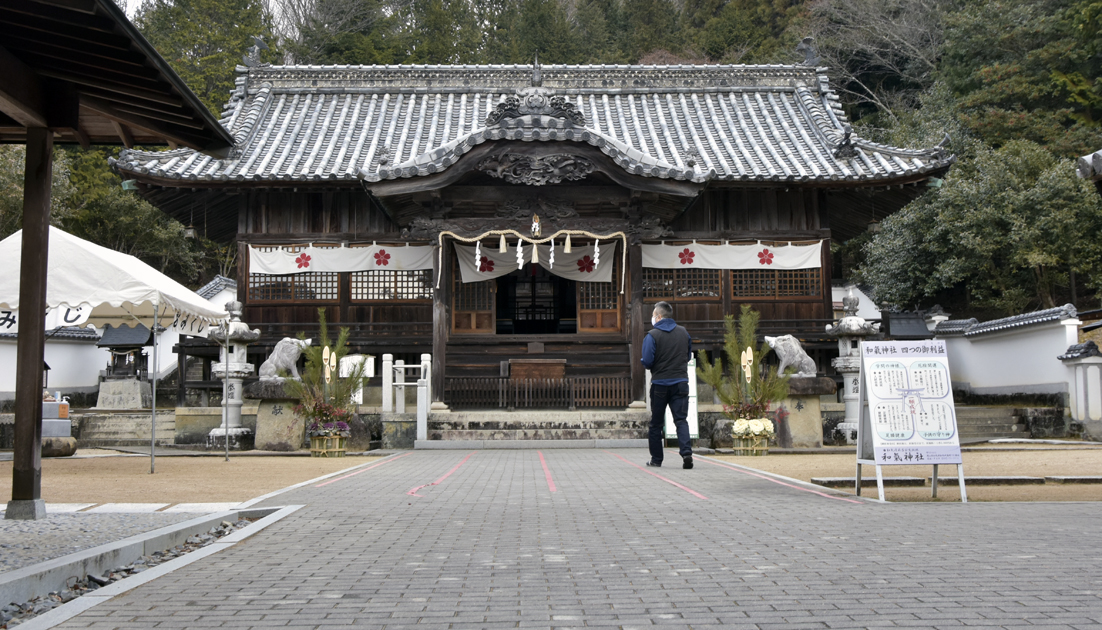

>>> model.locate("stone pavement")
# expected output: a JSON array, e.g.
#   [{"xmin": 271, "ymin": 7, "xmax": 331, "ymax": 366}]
[{"xmin": 49, "ymin": 449, "xmax": 1102, "ymax": 629}]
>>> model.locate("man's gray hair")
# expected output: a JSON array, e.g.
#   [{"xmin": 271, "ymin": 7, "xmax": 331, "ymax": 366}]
[{"xmin": 653, "ymin": 301, "xmax": 673, "ymax": 319}]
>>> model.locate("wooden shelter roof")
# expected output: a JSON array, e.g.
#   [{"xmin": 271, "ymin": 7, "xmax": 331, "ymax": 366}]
[
  {"xmin": 0, "ymin": 0, "xmax": 234, "ymax": 155},
  {"xmin": 111, "ymin": 64, "xmax": 952, "ymax": 186}
]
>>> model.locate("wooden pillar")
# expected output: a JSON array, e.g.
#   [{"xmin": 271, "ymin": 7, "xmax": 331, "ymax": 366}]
[
  {"xmin": 431, "ymin": 242, "xmax": 447, "ymax": 404},
  {"xmin": 629, "ymin": 243, "xmax": 645, "ymax": 402},
  {"xmin": 8, "ymin": 127, "xmax": 52, "ymax": 520},
  {"xmin": 176, "ymin": 346, "xmax": 187, "ymax": 407}
]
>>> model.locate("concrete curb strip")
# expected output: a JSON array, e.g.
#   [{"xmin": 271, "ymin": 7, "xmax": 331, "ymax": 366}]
[
  {"xmin": 235, "ymin": 452, "xmax": 401, "ymax": 508},
  {"xmin": 11, "ymin": 505, "xmax": 303, "ymax": 630},
  {"xmin": 414, "ymin": 439, "xmax": 649, "ymax": 449},
  {"xmin": 695, "ymin": 454, "xmax": 881, "ymax": 503}
]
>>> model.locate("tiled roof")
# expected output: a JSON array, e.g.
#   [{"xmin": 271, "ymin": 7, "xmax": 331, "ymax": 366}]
[
  {"xmin": 1059, "ymin": 341, "xmax": 1102, "ymax": 361},
  {"xmin": 110, "ymin": 64, "xmax": 952, "ymax": 187},
  {"xmin": 934, "ymin": 304, "xmax": 1078, "ymax": 338},
  {"xmin": 0, "ymin": 327, "xmax": 100, "ymax": 342},
  {"xmin": 1078, "ymin": 149, "xmax": 1102, "ymax": 180},
  {"xmin": 197, "ymin": 275, "xmax": 237, "ymax": 300},
  {"xmin": 97, "ymin": 324, "xmax": 153, "ymax": 348}
]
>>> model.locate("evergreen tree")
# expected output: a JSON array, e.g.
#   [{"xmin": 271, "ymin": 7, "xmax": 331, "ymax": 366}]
[
  {"xmin": 135, "ymin": 0, "xmax": 281, "ymax": 115},
  {"xmin": 512, "ymin": 0, "xmax": 579, "ymax": 64},
  {"xmin": 622, "ymin": 0, "xmax": 682, "ymax": 60}
]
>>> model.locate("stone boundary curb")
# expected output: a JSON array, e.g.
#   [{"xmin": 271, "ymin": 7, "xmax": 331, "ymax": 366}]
[
  {"xmin": 414, "ymin": 439, "xmax": 649, "ymax": 449},
  {"xmin": 11, "ymin": 505, "xmax": 303, "ymax": 630},
  {"xmin": 0, "ymin": 506, "xmax": 287, "ymax": 611}
]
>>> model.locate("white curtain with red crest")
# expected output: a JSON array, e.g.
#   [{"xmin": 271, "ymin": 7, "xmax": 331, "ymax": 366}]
[
  {"xmin": 454, "ymin": 242, "xmax": 616, "ymax": 283},
  {"xmin": 640, "ymin": 241, "xmax": 822, "ymax": 270},
  {"xmin": 248, "ymin": 244, "xmax": 434, "ymax": 274}
]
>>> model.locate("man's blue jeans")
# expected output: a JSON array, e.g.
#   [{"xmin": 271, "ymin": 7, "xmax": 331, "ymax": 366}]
[{"xmin": 649, "ymin": 382, "xmax": 692, "ymax": 464}]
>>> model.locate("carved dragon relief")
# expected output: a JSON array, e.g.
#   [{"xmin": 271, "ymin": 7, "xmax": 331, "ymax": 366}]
[
  {"xmin": 478, "ymin": 153, "xmax": 595, "ymax": 186},
  {"xmin": 495, "ymin": 198, "xmax": 579, "ymax": 220}
]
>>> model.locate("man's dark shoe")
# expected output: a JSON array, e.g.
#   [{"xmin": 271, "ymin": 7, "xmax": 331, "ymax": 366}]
[
  {"xmin": 646, "ymin": 460, "xmax": 661, "ymax": 467},
  {"xmin": 683, "ymin": 456, "xmax": 693, "ymax": 469}
]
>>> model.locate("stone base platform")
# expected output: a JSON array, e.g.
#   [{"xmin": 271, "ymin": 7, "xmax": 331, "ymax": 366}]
[
  {"xmin": 428, "ymin": 410, "xmax": 649, "ymax": 442},
  {"xmin": 416, "ymin": 438, "xmax": 648, "ymax": 449}
]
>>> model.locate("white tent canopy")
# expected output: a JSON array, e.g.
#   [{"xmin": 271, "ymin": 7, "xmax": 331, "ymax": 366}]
[
  {"xmin": 0, "ymin": 226, "xmax": 228, "ymax": 331},
  {"xmin": 0, "ymin": 226, "xmax": 229, "ymax": 474}
]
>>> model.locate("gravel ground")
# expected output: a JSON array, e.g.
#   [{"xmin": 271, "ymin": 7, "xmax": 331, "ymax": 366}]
[
  {"xmin": 711, "ymin": 444, "xmax": 1102, "ymax": 502},
  {"xmin": 0, "ymin": 512, "xmax": 206, "ymax": 573}
]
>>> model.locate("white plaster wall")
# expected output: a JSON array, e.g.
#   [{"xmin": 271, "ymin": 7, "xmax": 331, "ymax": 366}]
[
  {"xmin": 939, "ymin": 319, "xmax": 1079, "ymax": 396},
  {"xmin": 153, "ymin": 286, "xmax": 236, "ymax": 379},
  {"xmin": 0, "ymin": 339, "xmax": 105, "ymax": 399},
  {"xmin": 831, "ymin": 286, "xmax": 881, "ymax": 320}
]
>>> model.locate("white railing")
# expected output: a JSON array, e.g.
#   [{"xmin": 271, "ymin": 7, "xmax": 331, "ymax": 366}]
[{"xmin": 382, "ymin": 353, "xmax": 431, "ymax": 440}]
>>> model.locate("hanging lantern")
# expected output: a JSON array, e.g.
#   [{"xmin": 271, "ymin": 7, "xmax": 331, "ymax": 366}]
[
  {"xmin": 563, "ymin": 234, "xmax": 572, "ymax": 253},
  {"xmin": 499, "ymin": 234, "xmax": 507, "ymax": 253}
]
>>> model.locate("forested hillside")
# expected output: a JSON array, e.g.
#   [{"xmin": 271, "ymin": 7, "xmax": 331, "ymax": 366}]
[{"xmin": 2, "ymin": 0, "xmax": 1100, "ymax": 318}]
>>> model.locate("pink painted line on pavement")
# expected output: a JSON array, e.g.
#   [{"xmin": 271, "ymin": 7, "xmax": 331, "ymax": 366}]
[
  {"xmin": 314, "ymin": 452, "xmax": 414, "ymax": 487},
  {"xmin": 538, "ymin": 451, "xmax": 557, "ymax": 492},
  {"xmin": 700, "ymin": 458, "xmax": 864, "ymax": 504},
  {"xmin": 407, "ymin": 451, "xmax": 477, "ymax": 497},
  {"xmin": 605, "ymin": 451, "xmax": 708, "ymax": 500}
]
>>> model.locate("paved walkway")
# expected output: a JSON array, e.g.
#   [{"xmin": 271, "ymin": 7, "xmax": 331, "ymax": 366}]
[{"xmin": 52, "ymin": 449, "xmax": 1102, "ymax": 629}]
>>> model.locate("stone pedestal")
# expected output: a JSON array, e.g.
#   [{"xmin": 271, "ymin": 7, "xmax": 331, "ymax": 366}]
[
  {"xmin": 775, "ymin": 377, "xmax": 837, "ymax": 448},
  {"xmin": 254, "ymin": 398, "xmax": 304, "ymax": 451},
  {"xmin": 208, "ymin": 361, "xmax": 255, "ymax": 450},
  {"xmin": 95, "ymin": 378, "xmax": 151, "ymax": 409},
  {"xmin": 382, "ymin": 413, "xmax": 416, "ymax": 449},
  {"xmin": 5, "ymin": 499, "xmax": 45, "ymax": 520}
]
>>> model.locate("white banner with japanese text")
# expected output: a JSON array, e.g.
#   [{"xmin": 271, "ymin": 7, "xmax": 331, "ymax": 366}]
[
  {"xmin": 641, "ymin": 241, "xmax": 822, "ymax": 270},
  {"xmin": 859, "ymin": 340, "xmax": 963, "ymax": 465},
  {"xmin": 249, "ymin": 244, "xmax": 434, "ymax": 274}
]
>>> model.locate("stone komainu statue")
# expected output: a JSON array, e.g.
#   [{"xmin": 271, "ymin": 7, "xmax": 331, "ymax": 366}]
[
  {"xmin": 258, "ymin": 337, "xmax": 312, "ymax": 380},
  {"xmin": 763, "ymin": 335, "xmax": 817, "ymax": 377}
]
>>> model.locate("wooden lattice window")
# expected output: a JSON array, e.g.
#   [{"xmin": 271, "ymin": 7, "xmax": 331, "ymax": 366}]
[
  {"xmin": 247, "ymin": 244, "xmax": 340, "ymax": 302},
  {"xmin": 453, "ymin": 276, "xmax": 494, "ymax": 333},
  {"xmin": 351, "ymin": 270, "xmax": 432, "ymax": 301},
  {"xmin": 732, "ymin": 268, "xmax": 821, "ymax": 299},
  {"xmin": 248, "ymin": 272, "xmax": 339, "ymax": 302},
  {"xmin": 643, "ymin": 267, "xmax": 721, "ymax": 301},
  {"xmin": 578, "ymin": 258, "xmax": 621, "ymax": 332}
]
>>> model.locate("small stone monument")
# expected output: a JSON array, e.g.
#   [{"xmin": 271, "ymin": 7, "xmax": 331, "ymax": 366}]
[
  {"xmin": 825, "ymin": 287, "xmax": 880, "ymax": 444},
  {"xmin": 208, "ymin": 301, "xmax": 260, "ymax": 450}
]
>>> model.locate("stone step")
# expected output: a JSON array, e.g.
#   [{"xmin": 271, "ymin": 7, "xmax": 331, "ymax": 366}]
[
  {"xmin": 954, "ymin": 406, "xmax": 1019, "ymax": 419},
  {"xmin": 955, "ymin": 416, "xmax": 1022, "ymax": 426},
  {"xmin": 76, "ymin": 412, "xmax": 175, "ymax": 447},
  {"xmin": 430, "ymin": 428, "xmax": 646, "ymax": 441},
  {"xmin": 430, "ymin": 419, "xmax": 649, "ymax": 431}
]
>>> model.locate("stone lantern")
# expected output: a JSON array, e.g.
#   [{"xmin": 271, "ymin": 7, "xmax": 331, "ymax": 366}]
[
  {"xmin": 208, "ymin": 301, "xmax": 260, "ymax": 449},
  {"xmin": 825, "ymin": 287, "xmax": 880, "ymax": 444}
]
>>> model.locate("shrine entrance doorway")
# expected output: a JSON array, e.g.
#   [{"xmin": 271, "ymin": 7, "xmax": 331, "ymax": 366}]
[{"xmin": 495, "ymin": 265, "xmax": 577, "ymax": 335}]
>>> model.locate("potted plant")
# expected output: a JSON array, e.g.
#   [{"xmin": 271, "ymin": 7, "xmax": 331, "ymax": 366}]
[
  {"xmin": 283, "ymin": 309, "xmax": 366, "ymax": 457},
  {"xmin": 697, "ymin": 305, "xmax": 791, "ymax": 455},
  {"xmin": 301, "ymin": 403, "xmax": 353, "ymax": 457}
]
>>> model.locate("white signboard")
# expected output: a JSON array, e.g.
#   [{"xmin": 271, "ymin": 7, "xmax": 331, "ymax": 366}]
[
  {"xmin": 860, "ymin": 340, "xmax": 962, "ymax": 465},
  {"xmin": 857, "ymin": 339, "xmax": 966, "ymax": 502},
  {"xmin": 0, "ymin": 306, "xmax": 92, "ymax": 334}
]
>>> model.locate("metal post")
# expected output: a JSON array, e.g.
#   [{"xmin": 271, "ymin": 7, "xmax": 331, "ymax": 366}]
[
  {"xmin": 382, "ymin": 353, "xmax": 393, "ymax": 413},
  {"xmin": 395, "ymin": 359, "xmax": 406, "ymax": 414},
  {"xmin": 7, "ymin": 127, "xmax": 52, "ymax": 520},
  {"xmin": 222, "ymin": 324, "xmax": 229, "ymax": 462},
  {"xmin": 150, "ymin": 303, "xmax": 159, "ymax": 474}
]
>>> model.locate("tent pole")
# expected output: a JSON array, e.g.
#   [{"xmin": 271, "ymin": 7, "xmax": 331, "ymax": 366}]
[
  {"xmin": 7, "ymin": 128, "xmax": 52, "ymax": 521},
  {"xmin": 223, "ymin": 325, "xmax": 229, "ymax": 462},
  {"xmin": 150, "ymin": 302, "xmax": 158, "ymax": 474}
]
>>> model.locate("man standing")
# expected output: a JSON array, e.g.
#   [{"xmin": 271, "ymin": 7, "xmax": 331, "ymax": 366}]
[{"xmin": 641, "ymin": 301, "xmax": 693, "ymax": 469}]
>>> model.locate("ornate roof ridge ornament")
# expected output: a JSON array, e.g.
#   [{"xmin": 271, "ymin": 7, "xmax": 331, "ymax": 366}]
[
  {"xmin": 484, "ymin": 58, "xmax": 586, "ymax": 127},
  {"xmin": 832, "ymin": 124, "xmax": 857, "ymax": 159}
]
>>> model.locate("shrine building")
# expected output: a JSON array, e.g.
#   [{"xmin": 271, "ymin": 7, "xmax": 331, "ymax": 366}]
[{"xmin": 110, "ymin": 63, "xmax": 953, "ymax": 410}]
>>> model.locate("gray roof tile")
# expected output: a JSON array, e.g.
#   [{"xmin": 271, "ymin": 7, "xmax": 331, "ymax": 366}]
[{"xmin": 112, "ymin": 64, "xmax": 952, "ymax": 186}]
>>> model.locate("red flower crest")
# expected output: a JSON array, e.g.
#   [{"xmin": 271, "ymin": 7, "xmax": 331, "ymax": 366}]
[
  {"xmin": 295, "ymin": 253, "xmax": 311, "ymax": 269},
  {"xmin": 678, "ymin": 248, "xmax": 695, "ymax": 265},
  {"xmin": 479, "ymin": 257, "xmax": 495, "ymax": 273},
  {"xmin": 757, "ymin": 248, "xmax": 774, "ymax": 265},
  {"xmin": 374, "ymin": 250, "xmax": 391, "ymax": 266},
  {"xmin": 577, "ymin": 255, "xmax": 595, "ymax": 273}
]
